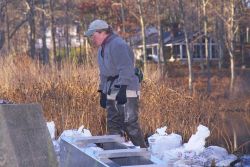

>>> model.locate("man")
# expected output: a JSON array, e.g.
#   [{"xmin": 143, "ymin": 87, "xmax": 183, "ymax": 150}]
[{"xmin": 85, "ymin": 19, "xmax": 146, "ymax": 148}]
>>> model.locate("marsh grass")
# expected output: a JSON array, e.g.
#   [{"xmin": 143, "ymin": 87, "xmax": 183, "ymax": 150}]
[{"xmin": 0, "ymin": 55, "xmax": 249, "ymax": 154}]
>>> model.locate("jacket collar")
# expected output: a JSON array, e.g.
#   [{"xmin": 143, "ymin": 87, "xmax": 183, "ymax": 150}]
[{"xmin": 101, "ymin": 33, "xmax": 117, "ymax": 47}]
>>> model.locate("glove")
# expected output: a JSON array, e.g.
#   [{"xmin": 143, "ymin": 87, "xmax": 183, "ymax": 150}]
[
  {"xmin": 116, "ymin": 85, "xmax": 127, "ymax": 105},
  {"xmin": 99, "ymin": 91, "xmax": 107, "ymax": 109}
]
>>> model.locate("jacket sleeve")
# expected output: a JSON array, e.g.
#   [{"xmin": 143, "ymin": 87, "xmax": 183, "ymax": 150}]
[
  {"xmin": 99, "ymin": 73, "xmax": 106, "ymax": 91},
  {"xmin": 97, "ymin": 48, "xmax": 107, "ymax": 92},
  {"xmin": 111, "ymin": 41, "xmax": 134, "ymax": 86}
]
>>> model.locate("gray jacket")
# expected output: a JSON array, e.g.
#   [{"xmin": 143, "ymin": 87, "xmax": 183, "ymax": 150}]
[{"xmin": 98, "ymin": 33, "xmax": 140, "ymax": 94}]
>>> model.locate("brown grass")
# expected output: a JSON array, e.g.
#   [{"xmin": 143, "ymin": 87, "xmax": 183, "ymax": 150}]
[{"xmin": 0, "ymin": 55, "xmax": 249, "ymax": 154}]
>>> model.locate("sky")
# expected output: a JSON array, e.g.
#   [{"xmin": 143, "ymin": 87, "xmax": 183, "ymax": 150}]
[{"xmin": 47, "ymin": 122, "xmax": 250, "ymax": 167}]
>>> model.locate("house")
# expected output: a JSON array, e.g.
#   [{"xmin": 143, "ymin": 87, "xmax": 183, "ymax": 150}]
[
  {"xmin": 133, "ymin": 31, "xmax": 171, "ymax": 62},
  {"xmin": 235, "ymin": 6, "xmax": 250, "ymax": 67},
  {"xmin": 132, "ymin": 30, "xmax": 218, "ymax": 63},
  {"xmin": 165, "ymin": 31, "xmax": 218, "ymax": 62},
  {"xmin": 35, "ymin": 19, "xmax": 83, "ymax": 50}
]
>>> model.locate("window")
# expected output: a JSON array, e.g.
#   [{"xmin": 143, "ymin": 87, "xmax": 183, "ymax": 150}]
[
  {"xmin": 193, "ymin": 45, "xmax": 201, "ymax": 58},
  {"xmin": 173, "ymin": 45, "xmax": 180, "ymax": 58},
  {"xmin": 182, "ymin": 45, "xmax": 187, "ymax": 58}
]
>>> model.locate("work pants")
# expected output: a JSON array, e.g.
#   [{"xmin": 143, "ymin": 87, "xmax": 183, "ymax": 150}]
[{"xmin": 106, "ymin": 97, "xmax": 146, "ymax": 148}]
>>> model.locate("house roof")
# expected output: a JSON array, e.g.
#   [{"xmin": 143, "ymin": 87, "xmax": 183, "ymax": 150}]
[
  {"xmin": 134, "ymin": 32, "xmax": 171, "ymax": 47},
  {"xmin": 165, "ymin": 31, "xmax": 216, "ymax": 46},
  {"xmin": 133, "ymin": 30, "xmax": 216, "ymax": 48}
]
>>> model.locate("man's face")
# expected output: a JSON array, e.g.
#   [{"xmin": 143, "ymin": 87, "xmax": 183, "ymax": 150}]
[{"xmin": 90, "ymin": 31, "xmax": 107, "ymax": 47}]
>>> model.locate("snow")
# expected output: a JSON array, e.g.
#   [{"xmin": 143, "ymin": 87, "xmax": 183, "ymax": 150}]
[
  {"xmin": 47, "ymin": 121, "xmax": 56, "ymax": 140},
  {"xmin": 183, "ymin": 125, "xmax": 210, "ymax": 154},
  {"xmin": 148, "ymin": 126, "xmax": 182, "ymax": 157},
  {"xmin": 47, "ymin": 122, "xmax": 250, "ymax": 167}
]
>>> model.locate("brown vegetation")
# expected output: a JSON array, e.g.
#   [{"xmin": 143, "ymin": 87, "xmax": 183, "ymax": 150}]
[{"xmin": 0, "ymin": 55, "xmax": 249, "ymax": 154}]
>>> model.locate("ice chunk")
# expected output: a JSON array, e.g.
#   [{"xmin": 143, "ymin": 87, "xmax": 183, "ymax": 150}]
[
  {"xmin": 199, "ymin": 146, "xmax": 237, "ymax": 166},
  {"xmin": 200, "ymin": 146, "xmax": 228, "ymax": 161},
  {"xmin": 148, "ymin": 133, "xmax": 182, "ymax": 158},
  {"xmin": 217, "ymin": 156, "xmax": 237, "ymax": 167},
  {"xmin": 47, "ymin": 121, "xmax": 56, "ymax": 140},
  {"xmin": 58, "ymin": 125, "xmax": 92, "ymax": 143},
  {"xmin": 184, "ymin": 124, "xmax": 210, "ymax": 154},
  {"xmin": 77, "ymin": 125, "xmax": 85, "ymax": 132},
  {"xmin": 156, "ymin": 126, "xmax": 168, "ymax": 135},
  {"xmin": 77, "ymin": 125, "xmax": 92, "ymax": 137},
  {"xmin": 163, "ymin": 147, "xmax": 184, "ymax": 163}
]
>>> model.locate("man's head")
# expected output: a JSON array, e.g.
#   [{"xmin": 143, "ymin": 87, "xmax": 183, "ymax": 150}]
[{"xmin": 84, "ymin": 19, "xmax": 112, "ymax": 46}]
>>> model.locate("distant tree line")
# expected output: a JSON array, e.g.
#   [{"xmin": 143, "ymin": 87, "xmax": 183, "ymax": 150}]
[{"xmin": 0, "ymin": 0, "xmax": 249, "ymax": 93}]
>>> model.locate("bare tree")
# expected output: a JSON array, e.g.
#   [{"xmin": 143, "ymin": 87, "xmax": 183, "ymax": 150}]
[
  {"xmin": 214, "ymin": 0, "xmax": 225, "ymax": 70},
  {"xmin": 156, "ymin": 0, "xmax": 164, "ymax": 75},
  {"xmin": 137, "ymin": 0, "xmax": 147, "ymax": 74},
  {"xmin": 40, "ymin": 0, "xmax": 49, "ymax": 64},
  {"xmin": 64, "ymin": 0, "xmax": 70, "ymax": 59},
  {"xmin": 0, "ymin": 1, "xmax": 6, "ymax": 50},
  {"xmin": 179, "ymin": 0, "xmax": 193, "ymax": 95},
  {"xmin": 203, "ymin": 0, "xmax": 211, "ymax": 93},
  {"xmin": 49, "ymin": 0, "xmax": 57, "ymax": 65},
  {"xmin": 26, "ymin": 0, "xmax": 36, "ymax": 59},
  {"xmin": 224, "ymin": 0, "xmax": 237, "ymax": 93}
]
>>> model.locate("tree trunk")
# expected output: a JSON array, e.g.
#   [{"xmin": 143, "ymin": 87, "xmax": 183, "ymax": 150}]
[
  {"xmin": 215, "ymin": 0, "xmax": 225, "ymax": 70},
  {"xmin": 156, "ymin": 0, "xmax": 164, "ymax": 76},
  {"xmin": 196, "ymin": 0, "xmax": 205, "ymax": 71},
  {"xmin": 0, "ymin": 31, "xmax": 5, "ymax": 51},
  {"xmin": 78, "ymin": 27, "xmax": 83, "ymax": 64},
  {"xmin": 179, "ymin": 0, "xmax": 193, "ymax": 95},
  {"xmin": 227, "ymin": 0, "xmax": 236, "ymax": 93},
  {"xmin": 50, "ymin": 0, "xmax": 57, "ymax": 65},
  {"xmin": 203, "ymin": 0, "xmax": 211, "ymax": 93},
  {"xmin": 6, "ymin": 0, "xmax": 10, "ymax": 52},
  {"xmin": 64, "ymin": 0, "xmax": 70, "ymax": 59},
  {"xmin": 137, "ymin": 0, "xmax": 147, "ymax": 75},
  {"xmin": 0, "ymin": 1, "xmax": 6, "ymax": 50},
  {"xmin": 41, "ymin": 0, "xmax": 49, "ymax": 64},
  {"xmin": 120, "ymin": 0, "xmax": 126, "ymax": 35},
  {"xmin": 27, "ymin": 0, "xmax": 36, "ymax": 59}
]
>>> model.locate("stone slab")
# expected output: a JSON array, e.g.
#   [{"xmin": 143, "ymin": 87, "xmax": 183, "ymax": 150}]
[{"xmin": 0, "ymin": 104, "xmax": 58, "ymax": 167}]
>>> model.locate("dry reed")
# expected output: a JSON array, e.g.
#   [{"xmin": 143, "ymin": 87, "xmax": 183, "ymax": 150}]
[{"xmin": 0, "ymin": 55, "xmax": 249, "ymax": 154}]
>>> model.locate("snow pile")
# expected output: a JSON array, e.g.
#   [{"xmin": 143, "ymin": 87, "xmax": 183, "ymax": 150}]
[
  {"xmin": 47, "ymin": 123, "xmax": 92, "ymax": 160},
  {"xmin": 58, "ymin": 125, "xmax": 92, "ymax": 139},
  {"xmin": 46, "ymin": 122, "xmax": 248, "ymax": 166},
  {"xmin": 0, "ymin": 99, "xmax": 12, "ymax": 104},
  {"xmin": 183, "ymin": 124, "xmax": 210, "ymax": 154},
  {"xmin": 236, "ymin": 155, "xmax": 250, "ymax": 167},
  {"xmin": 148, "ymin": 124, "xmax": 237, "ymax": 166},
  {"xmin": 148, "ymin": 126, "xmax": 182, "ymax": 158}
]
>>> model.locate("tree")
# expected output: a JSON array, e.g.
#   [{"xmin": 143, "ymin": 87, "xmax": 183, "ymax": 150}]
[
  {"xmin": 202, "ymin": 0, "xmax": 211, "ymax": 93},
  {"xmin": 26, "ymin": 0, "xmax": 36, "ymax": 59},
  {"xmin": 40, "ymin": 0, "xmax": 49, "ymax": 64},
  {"xmin": 156, "ymin": 0, "xmax": 164, "ymax": 75},
  {"xmin": 0, "ymin": 1, "xmax": 6, "ymax": 50},
  {"xmin": 137, "ymin": 0, "xmax": 147, "ymax": 74},
  {"xmin": 49, "ymin": 0, "xmax": 57, "ymax": 65},
  {"xmin": 223, "ymin": 0, "xmax": 239, "ymax": 93},
  {"xmin": 214, "ymin": 0, "xmax": 225, "ymax": 70},
  {"xmin": 179, "ymin": 0, "xmax": 193, "ymax": 95}
]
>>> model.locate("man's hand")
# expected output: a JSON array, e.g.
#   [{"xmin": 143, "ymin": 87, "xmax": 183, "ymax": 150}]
[{"xmin": 116, "ymin": 85, "xmax": 127, "ymax": 105}]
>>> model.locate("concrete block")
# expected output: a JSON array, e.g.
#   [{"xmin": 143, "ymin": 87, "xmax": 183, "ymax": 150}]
[{"xmin": 0, "ymin": 104, "xmax": 58, "ymax": 167}]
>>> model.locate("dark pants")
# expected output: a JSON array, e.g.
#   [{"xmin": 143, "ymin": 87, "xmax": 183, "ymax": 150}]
[{"xmin": 106, "ymin": 97, "xmax": 146, "ymax": 148}]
